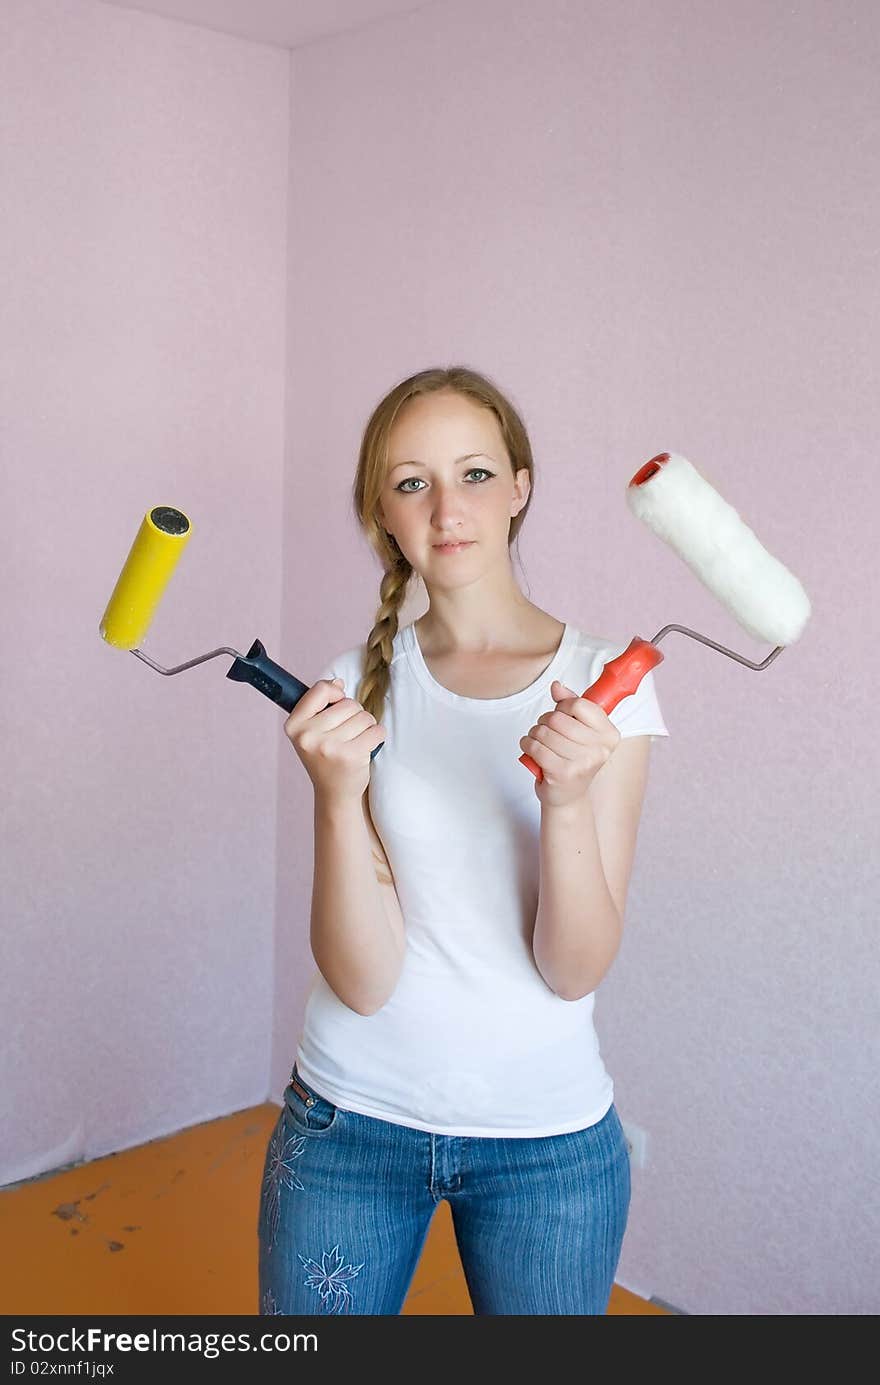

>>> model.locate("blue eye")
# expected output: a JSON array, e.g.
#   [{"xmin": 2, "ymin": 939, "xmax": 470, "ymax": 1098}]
[{"xmin": 396, "ymin": 468, "xmax": 495, "ymax": 493}]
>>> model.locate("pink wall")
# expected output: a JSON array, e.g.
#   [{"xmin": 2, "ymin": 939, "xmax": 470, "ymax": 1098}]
[
  {"xmin": 2, "ymin": 0, "xmax": 877, "ymax": 1315},
  {"xmin": 1, "ymin": 0, "xmax": 289, "ymax": 1171},
  {"xmin": 279, "ymin": 0, "xmax": 878, "ymax": 1315}
]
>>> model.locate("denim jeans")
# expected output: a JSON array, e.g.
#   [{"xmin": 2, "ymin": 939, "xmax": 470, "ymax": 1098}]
[{"xmin": 257, "ymin": 1062, "xmax": 631, "ymax": 1316}]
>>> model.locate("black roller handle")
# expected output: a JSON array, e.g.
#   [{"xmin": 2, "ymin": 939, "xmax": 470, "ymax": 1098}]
[{"xmin": 226, "ymin": 638, "xmax": 384, "ymax": 761}]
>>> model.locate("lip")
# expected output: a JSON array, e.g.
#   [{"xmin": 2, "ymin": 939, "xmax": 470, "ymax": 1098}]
[{"xmin": 432, "ymin": 541, "xmax": 474, "ymax": 552}]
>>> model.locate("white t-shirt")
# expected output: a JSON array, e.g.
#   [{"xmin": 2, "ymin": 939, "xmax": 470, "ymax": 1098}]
[{"xmin": 295, "ymin": 621, "xmax": 669, "ymax": 1137}]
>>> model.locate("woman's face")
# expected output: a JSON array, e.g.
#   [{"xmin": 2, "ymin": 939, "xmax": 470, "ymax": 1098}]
[{"xmin": 378, "ymin": 391, "xmax": 529, "ymax": 577}]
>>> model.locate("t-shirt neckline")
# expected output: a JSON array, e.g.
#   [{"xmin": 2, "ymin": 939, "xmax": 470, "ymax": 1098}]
[{"xmin": 402, "ymin": 620, "xmax": 575, "ymax": 710}]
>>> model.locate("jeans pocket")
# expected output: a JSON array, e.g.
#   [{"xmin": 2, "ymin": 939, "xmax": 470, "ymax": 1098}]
[{"xmin": 283, "ymin": 1067, "xmax": 340, "ymax": 1135}]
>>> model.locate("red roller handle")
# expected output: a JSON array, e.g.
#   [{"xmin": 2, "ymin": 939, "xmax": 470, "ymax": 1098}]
[{"xmin": 519, "ymin": 637, "xmax": 664, "ymax": 781}]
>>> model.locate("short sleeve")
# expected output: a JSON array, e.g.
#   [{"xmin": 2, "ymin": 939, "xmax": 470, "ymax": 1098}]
[
  {"xmin": 313, "ymin": 655, "xmax": 340, "ymax": 686},
  {"xmin": 601, "ymin": 650, "xmax": 670, "ymax": 742},
  {"xmin": 312, "ymin": 645, "xmax": 366, "ymax": 698}
]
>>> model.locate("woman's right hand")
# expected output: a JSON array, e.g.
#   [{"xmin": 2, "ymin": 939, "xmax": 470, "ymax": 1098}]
[{"xmin": 284, "ymin": 678, "xmax": 386, "ymax": 801}]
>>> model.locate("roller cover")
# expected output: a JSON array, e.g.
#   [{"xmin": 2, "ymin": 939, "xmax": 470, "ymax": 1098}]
[
  {"xmin": 626, "ymin": 453, "xmax": 811, "ymax": 646},
  {"xmin": 99, "ymin": 506, "xmax": 192, "ymax": 650}
]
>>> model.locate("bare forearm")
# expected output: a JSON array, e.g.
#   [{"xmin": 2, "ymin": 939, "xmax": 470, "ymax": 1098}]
[
  {"xmin": 533, "ymin": 795, "xmax": 622, "ymax": 1001},
  {"xmin": 310, "ymin": 793, "xmax": 404, "ymax": 1016}
]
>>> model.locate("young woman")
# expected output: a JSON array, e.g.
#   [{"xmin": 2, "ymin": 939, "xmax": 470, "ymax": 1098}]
[{"xmin": 257, "ymin": 366, "xmax": 669, "ymax": 1315}]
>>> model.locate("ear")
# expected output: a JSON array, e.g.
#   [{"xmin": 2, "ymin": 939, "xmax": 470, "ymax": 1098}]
[{"xmin": 512, "ymin": 467, "xmax": 530, "ymax": 514}]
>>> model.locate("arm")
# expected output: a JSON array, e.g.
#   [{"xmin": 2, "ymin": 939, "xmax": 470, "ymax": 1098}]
[
  {"xmin": 532, "ymin": 735, "xmax": 652, "ymax": 1000},
  {"xmin": 310, "ymin": 789, "xmax": 405, "ymax": 1016}
]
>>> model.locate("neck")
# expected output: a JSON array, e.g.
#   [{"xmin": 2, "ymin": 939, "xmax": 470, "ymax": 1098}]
[{"xmin": 416, "ymin": 596, "xmax": 555, "ymax": 656}]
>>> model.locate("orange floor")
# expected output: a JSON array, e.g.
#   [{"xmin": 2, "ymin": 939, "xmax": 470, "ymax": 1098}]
[{"xmin": 0, "ymin": 1103, "xmax": 667, "ymax": 1315}]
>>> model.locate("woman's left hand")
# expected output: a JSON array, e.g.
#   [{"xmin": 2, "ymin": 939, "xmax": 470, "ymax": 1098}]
[{"xmin": 520, "ymin": 680, "xmax": 621, "ymax": 808}]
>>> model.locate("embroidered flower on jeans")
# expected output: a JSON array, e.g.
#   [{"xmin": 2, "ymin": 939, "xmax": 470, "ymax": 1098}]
[
  {"xmin": 262, "ymin": 1117, "xmax": 306, "ymax": 1253},
  {"xmin": 298, "ymin": 1244, "xmax": 365, "ymax": 1314}
]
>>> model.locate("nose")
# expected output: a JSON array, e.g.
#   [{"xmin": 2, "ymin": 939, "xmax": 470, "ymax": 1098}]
[{"xmin": 430, "ymin": 482, "xmax": 467, "ymax": 530}]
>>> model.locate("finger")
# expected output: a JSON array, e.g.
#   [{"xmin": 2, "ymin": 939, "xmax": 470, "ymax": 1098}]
[
  {"xmin": 518, "ymin": 732, "xmax": 551, "ymax": 771},
  {"xmin": 310, "ymin": 676, "xmax": 344, "ymax": 700},
  {"xmin": 289, "ymin": 678, "xmax": 342, "ymax": 719},
  {"xmin": 535, "ymin": 710, "xmax": 596, "ymax": 746},
  {"xmin": 550, "ymin": 683, "xmax": 608, "ymax": 730},
  {"xmin": 551, "ymin": 680, "xmax": 581, "ymax": 700},
  {"xmin": 293, "ymin": 681, "xmax": 358, "ymax": 733},
  {"xmin": 520, "ymin": 723, "xmax": 583, "ymax": 762},
  {"xmin": 327, "ymin": 695, "xmax": 374, "ymax": 728}
]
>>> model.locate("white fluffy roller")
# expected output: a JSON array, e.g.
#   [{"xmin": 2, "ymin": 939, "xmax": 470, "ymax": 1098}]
[{"xmin": 626, "ymin": 452, "xmax": 811, "ymax": 647}]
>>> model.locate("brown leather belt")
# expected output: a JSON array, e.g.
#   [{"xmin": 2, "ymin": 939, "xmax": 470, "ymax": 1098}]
[{"xmin": 289, "ymin": 1071, "xmax": 315, "ymax": 1106}]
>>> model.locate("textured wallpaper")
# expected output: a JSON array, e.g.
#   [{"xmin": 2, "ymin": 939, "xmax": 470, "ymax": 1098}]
[{"xmin": 3, "ymin": 0, "xmax": 876, "ymax": 1316}]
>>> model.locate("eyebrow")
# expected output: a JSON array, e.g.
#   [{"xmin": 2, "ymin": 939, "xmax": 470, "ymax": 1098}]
[{"xmin": 388, "ymin": 452, "xmax": 491, "ymax": 475}]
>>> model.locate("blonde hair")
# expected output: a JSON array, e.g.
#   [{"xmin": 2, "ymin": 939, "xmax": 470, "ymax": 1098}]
[{"xmin": 352, "ymin": 366, "xmax": 535, "ymax": 726}]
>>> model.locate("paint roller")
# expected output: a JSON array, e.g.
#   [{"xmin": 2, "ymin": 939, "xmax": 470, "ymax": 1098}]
[
  {"xmin": 102, "ymin": 453, "xmax": 810, "ymax": 781},
  {"xmin": 519, "ymin": 451, "xmax": 811, "ymax": 781},
  {"xmin": 98, "ymin": 505, "xmax": 385, "ymax": 761}
]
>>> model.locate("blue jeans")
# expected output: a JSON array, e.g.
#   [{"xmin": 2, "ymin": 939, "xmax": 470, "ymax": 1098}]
[{"xmin": 256, "ymin": 1063, "xmax": 631, "ymax": 1315}]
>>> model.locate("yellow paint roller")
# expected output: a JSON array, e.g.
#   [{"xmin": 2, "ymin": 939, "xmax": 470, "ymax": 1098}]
[
  {"xmin": 98, "ymin": 505, "xmax": 385, "ymax": 759},
  {"xmin": 99, "ymin": 506, "xmax": 193, "ymax": 650}
]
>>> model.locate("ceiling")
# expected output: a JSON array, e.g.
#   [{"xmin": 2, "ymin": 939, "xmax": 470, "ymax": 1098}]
[{"xmin": 98, "ymin": 0, "xmax": 434, "ymax": 51}]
